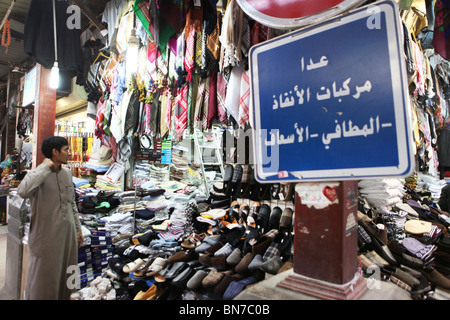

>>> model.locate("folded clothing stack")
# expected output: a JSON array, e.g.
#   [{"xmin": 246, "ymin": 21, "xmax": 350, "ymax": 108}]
[
  {"xmin": 100, "ymin": 212, "xmax": 134, "ymax": 238},
  {"xmin": 402, "ymin": 237, "xmax": 436, "ymax": 265},
  {"xmin": 359, "ymin": 179, "xmax": 404, "ymax": 214},
  {"xmin": 85, "ymin": 145, "xmax": 113, "ymax": 171}
]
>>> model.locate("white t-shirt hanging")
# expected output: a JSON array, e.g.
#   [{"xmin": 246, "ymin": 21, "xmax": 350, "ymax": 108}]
[{"xmin": 102, "ymin": 0, "xmax": 124, "ymax": 45}]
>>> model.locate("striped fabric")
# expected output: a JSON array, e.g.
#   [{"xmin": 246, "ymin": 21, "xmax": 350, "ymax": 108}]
[
  {"xmin": 390, "ymin": 275, "xmax": 412, "ymax": 292},
  {"xmin": 195, "ymin": 76, "xmax": 209, "ymax": 130},
  {"xmin": 174, "ymin": 82, "xmax": 189, "ymax": 141},
  {"xmin": 145, "ymin": 100, "xmax": 152, "ymax": 134},
  {"xmin": 238, "ymin": 69, "xmax": 250, "ymax": 127},
  {"xmin": 216, "ymin": 73, "xmax": 228, "ymax": 124},
  {"xmin": 184, "ymin": 25, "xmax": 196, "ymax": 82},
  {"xmin": 195, "ymin": 30, "xmax": 203, "ymax": 69},
  {"xmin": 158, "ymin": 224, "xmax": 185, "ymax": 241},
  {"xmin": 241, "ymin": 16, "xmax": 251, "ymax": 57},
  {"xmin": 165, "ymin": 88, "xmax": 174, "ymax": 131}
]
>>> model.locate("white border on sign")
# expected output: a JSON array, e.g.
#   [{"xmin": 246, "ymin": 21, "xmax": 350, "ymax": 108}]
[
  {"xmin": 250, "ymin": 1, "xmax": 414, "ymax": 182},
  {"xmin": 236, "ymin": 0, "xmax": 366, "ymax": 29}
]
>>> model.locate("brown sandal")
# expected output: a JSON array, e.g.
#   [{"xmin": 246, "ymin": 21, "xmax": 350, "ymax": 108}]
[{"xmin": 181, "ymin": 233, "xmax": 206, "ymax": 249}]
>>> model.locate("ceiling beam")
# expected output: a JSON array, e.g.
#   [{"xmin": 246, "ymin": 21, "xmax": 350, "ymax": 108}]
[{"xmin": 83, "ymin": 0, "xmax": 109, "ymax": 8}]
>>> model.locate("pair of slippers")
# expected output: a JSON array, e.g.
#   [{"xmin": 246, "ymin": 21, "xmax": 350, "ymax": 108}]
[{"xmin": 223, "ymin": 164, "xmax": 244, "ymax": 197}]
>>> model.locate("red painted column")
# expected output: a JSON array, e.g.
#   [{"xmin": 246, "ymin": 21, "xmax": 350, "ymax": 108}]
[
  {"xmin": 278, "ymin": 180, "xmax": 367, "ymax": 300},
  {"xmin": 31, "ymin": 64, "xmax": 56, "ymax": 169}
]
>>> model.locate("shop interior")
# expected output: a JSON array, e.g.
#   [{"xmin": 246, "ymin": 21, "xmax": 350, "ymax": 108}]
[{"xmin": 1, "ymin": 0, "xmax": 450, "ymax": 301}]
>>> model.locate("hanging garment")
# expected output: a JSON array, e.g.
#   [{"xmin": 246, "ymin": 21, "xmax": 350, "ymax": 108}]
[
  {"xmin": 188, "ymin": 74, "xmax": 200, "ymax": 131},
  {"xmin": 411, "ymin": 41, "xmax": 426, "ymax": 96},
  {"xmin": 95, "ymin": 99, "xmax": 107, "ymax": 139},
  {"xmin": 219, "ymin": 0, "xmax": 244, "ymax": 71},
  {"xmin": 117, "ymin": 135, "xmax": 133, "ymax": 171},
  {"xmin": 87, "ymin": 101, "xmax": 97, "ymax": 121},
  {"xmin": 203, "ymin": 0, "xmax": 218, "ymax": 35},
  {"xmin": 438, "ymin": 129, "xmax": 450, "ymax": 167},
  {"xmin": 195, "ymin": 76, "xmax": 209, "ymax": 130},
  {"xmin": 160, "ymin": 91, "xmax": 169, "ymax": 138},
  {"xmin": 24, "ymin": 0, "xmax": 83, "ymax": 79},
  {"xmin": 102, "ymin": 0, "xmax": 125, "ymax": 46},
  {"xmin": 103, "ymin": 99, "xmax": 113, "ymax": 137},
  {"xmin": 115, "ymin": 11, "xmax": 134, "ymax": 55},
  {"xmin": 208, "ymin": 71, "xmax": 218, "ymax": 128},
  {"xmin": 145, "ymin": 99, "xmax": 152, "ymax": 134},
  {"xmin": 17, "ymin": 164, "xmax": 82, "ymax": 300},
  {"xmin": 124, "ymin": 94, "xmax": 141, "ymax": 135},
  {"xmin": 205, "ymin": 12, "xmax": 222, "ymax": 72},
  {"xmin": 133, "ymin": 0, "xmax": 178, "ymax": 55},
  {"xmin": 81, "ymin": 39, "xmax": 105, "ymax": 86},
  {"xmin": 225, "ymin": 64, "xmax": 243, "ymax": 123},
  {"xmin": 176, "ymin": 31, "xmax": 186, "ymax": 76},
  {"xmin": 110, "ymin": 89, "xmax": 132, "ymax": 142},
  {"xmin": 165, "ymin": 83, "xmax": 176, "ymax": 132},
  {"xmin": 135, "ymin": 100, "xmax": 145, "ymax": 134},
  {"xmin": 401, "ymin": 0, "xmax": 428, "ymax": 36},
  {"xmin": 217, "ymin": 73, "xmax": 228, "ymax": 125},
  {"xmin": 174, "ymin": 83, "xmax": 189, "ymax": 140},
  {"xmin": 150, "ymin": 91, "xmax": 162, "ymax": 136},
  {"xmin": 107, "ymin": 135, "xmax": 119, "ymax": 162},
  {"xmin": 238, "ymin": 69, "xmax": 250, "ymax": 128},
  {"xmin": 185, "ymin": 25, "xmax": 196, "ymax": 82},
  {"xmin": 195, "ymin": 30, "xmax": 203, "ymax": 70},
  {"xmin": 168, "ymin": 42, "xmax": 178, "ymax": 79},
  {"xmin": 135, "ymin": 15, "xmax": 150, "ymax": 47},
  {"xmin": 184, "ymin": 0, "xmax": 203, "ymax": 38},
  {"xmin": 402, "ymin": 22, "xmax": 416, "ymax": 77},
  {"xmin": 250, "ymin": 21, "xmax": 274, "ymax": 46},
  {"xmin": 111, "ymin": 62, "xmax": 127, "ymax": 106},
  {"xmin": 241, "ymin": 15, "xmax": 251, "ymax": 58},
  {"xmin": 433, "ymin": 0, "xmax": 450, "ymax": 59}
]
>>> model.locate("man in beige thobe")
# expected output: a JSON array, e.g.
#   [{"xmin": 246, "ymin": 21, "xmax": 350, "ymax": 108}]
[{"xmin": 17, "ymin": 136, "xmax": 83, "ymax": 300}]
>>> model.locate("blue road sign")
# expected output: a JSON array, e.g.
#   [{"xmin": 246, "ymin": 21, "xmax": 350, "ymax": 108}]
[{"xmin": 250, "ymin": 1, "xmax": 414, "ymax": 182}]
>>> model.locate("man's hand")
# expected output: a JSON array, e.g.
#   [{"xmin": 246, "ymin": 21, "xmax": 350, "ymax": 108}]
[
  {"xmin": 77, "ymin": 232, "xmax": 84, "ymax": 248},
  {"xmin": 43, "ymin": 158, "xmax": 55, "ymax": 169}
]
